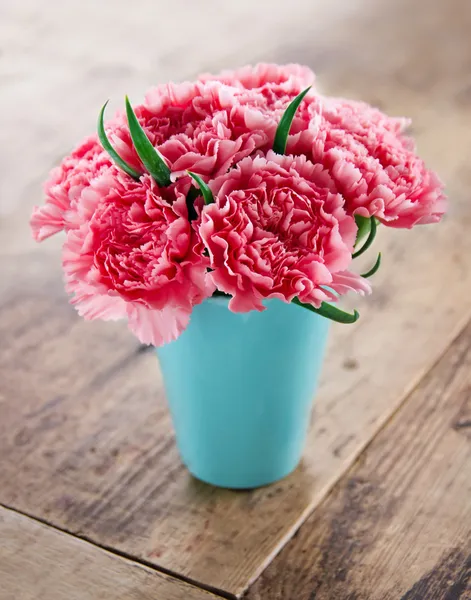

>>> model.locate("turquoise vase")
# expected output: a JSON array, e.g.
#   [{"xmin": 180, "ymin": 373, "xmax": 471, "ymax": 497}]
[{"xmin": 156, "ymin": 297, "xmax": 329, "ymax": 489}]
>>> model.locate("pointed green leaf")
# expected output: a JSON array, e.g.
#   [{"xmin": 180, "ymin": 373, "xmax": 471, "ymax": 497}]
[
  {"xmin": 97, "ymin": 101, "xmax": 141, "ymax": 180},
  {"xmin": 354, "ymin": 214, "xmax": 371, "ymax": 248},
  {"xmin": 273, "ymin": 86, "xmax": 312, "ymax": 155},
  {"xmin": 125, "ymin": 96, "xmax": 171, "ymax": 187},
  {"xmin": 361, "ymin": 252, "xmax": 382, "ymax": 278},
  {"xmin": 188, "ymin": 172, "xmax": 214, "ymax": 205},
  {"xmin": 353, "ymin": 217, "xmax": 377, "ymax": 259},
  {"xmin": 293, "ymin": 297, "xmax": 359, "ymax": 324}
]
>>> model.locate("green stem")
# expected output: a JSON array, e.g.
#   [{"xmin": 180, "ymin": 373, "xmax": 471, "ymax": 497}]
[
  {"xmin": 293, "ymin": 298, "xmax": 359, "ymax": 324},
  {"xmin": 361, "ymin": 252, "xmax": 382, "ymax": 278},
  {"xmin": 212, "ymin": 290, "xmax": 230, "ymax": 298},
  {"xmin": 354, "ymin": 215, "xmax": 371, "ymax": 248},
  {"xmin": 185, "ymin": 186, "xmax": 200, "ymax": 222},
  {"xmin": 353, "ymin": 217, "xmax": 377, "ymax": 259}
]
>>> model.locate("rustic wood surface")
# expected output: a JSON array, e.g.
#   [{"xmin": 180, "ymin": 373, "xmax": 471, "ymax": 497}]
[
  {"xmin": 246, "ymin": 322, "xmax": 471, "ymax": 600},
  {"xmin": 1, "ymin": 0, "xmax": 470, "ymax": 598},
  {"xmin": 0, "ymin": 506, "xmax": 221, "ymax": 600}
]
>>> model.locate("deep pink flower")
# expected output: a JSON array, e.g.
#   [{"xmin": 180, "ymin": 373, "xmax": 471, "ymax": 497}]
[
  {"xmin": 63, "ymin": 167, "xmax": 214, "ymax": 345},
  {"xmin": 199, "ymin": 64, "xmax": 318, "ymax": 144},
  {"xmin": 110, "ymin": 80, "xmax": 274, "ymax": 180},
  {"xmin": 198, "ymin": 152, "xmax": 370, "ymax": 312},
  {"xmin": 320, "ymin": 98, "xmax": 446, "ymax": 226},
  {"xmin": 288, "ymin": 96, "xmax": 446, "ymax": 227},
  {"xmin": 31, "ymin": 80, "xmax": 276, "ymax": 242}
]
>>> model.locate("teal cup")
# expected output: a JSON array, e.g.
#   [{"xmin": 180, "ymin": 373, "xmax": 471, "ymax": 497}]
[{"xmin": 156, "ymin": 297, "xmax": 329, "ymax": 489}]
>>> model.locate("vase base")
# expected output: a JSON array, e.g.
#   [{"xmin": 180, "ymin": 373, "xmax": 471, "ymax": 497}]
[{"xmin": 185, "ymin": 460, "xmax": 300, "ymax": 490}]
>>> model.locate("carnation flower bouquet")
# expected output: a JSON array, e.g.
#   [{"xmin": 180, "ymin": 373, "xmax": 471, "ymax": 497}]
[{"xmin": 31, "ymin": 64, "xmax": 445, "ymax": 488}]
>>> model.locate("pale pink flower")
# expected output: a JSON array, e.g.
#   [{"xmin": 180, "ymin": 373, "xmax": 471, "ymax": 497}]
[
  {"xmin": 31, "ymin": 136, "xmax": 110, "ymax": 241},
  {"xmin": 199, "ymin": 63, "xmax": 315, "ymax": 107},
  {"xmin": 319, "ymin": 96, "xmax": 410, "ymax": 139},
  {"xmin": 199, "ymin": 63, "xmax": 314, "ymax": 89},
  {"xmin": 198, "ymin": 152, "xmax": 370, "ymax": 312},
  {"xmin": 63, "ymin": 167, "xmax": 214, "ymax": 346}
]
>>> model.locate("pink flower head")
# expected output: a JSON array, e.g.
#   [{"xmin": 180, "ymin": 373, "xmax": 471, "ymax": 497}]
[
  {"xmin": 30, "ymin": 80, "xmax": 275, "ymax": 242},
  {"xmin": 63, "ymin": 167, "xmax": 214, "ymax": 345},
  {"xmin": 288, "ymin": 96, "xmax": 446, "ymax": 228},
  {"xmin": 31, "ymin": 136, "xmax": 110, "ymax": 241},
  {"xmin": 31, "ymin": 67, "xmax": 447, "ymax": 346},
  {"xmin": 199, "ymin": 63, "xmax": 315, "ymax": 109},
  {"xmin": 320, "ymin": 97, "xmax": 446, "ymax": 226},
  {"xmin": 110, "ymin": 80, "xmax": 274, "ymax": 180},
  {"xmin": 199, "ymin": 152, "xmax": 370, "ymax": 313}
]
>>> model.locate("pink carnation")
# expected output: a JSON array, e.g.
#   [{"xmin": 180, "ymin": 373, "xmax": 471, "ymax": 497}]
[
  {"xmin": 111, "ymin": 80, "xmax": 274, "ymax": 180},
  {"xmin": 32, "ymin": 80, "xmax": 276, "ymax": 243},
  {"xmin": 288, "ymin": 96, "xmax": 446, "ymax": 228},
  {"xmin": 199, "ymin": 63, "xmax": 314, "ymax": 89},
  {"xmin": 320, "ymin": 96, "xmax": 410, "ymax": 140},
  {"xmin": 199, "ymin": 63, "xmax": 315, "ymax": 109},
  {"xmin": 199, "ymin": 152, "xmax": 370, "ymax": 312},
  {"xmin": 63, "ymin": 167, "xmax": 214, "ymax": 345},
  {"xmin": 31, "ymin": 136, "xmax": 110, "ymax": 241},
  {"xmin": 30, "ymin": 66, "xmax": 447, "ymax": 346}
]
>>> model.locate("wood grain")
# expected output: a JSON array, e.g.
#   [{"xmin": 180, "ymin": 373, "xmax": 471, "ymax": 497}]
[
  {"xmin": 246, "ymin": 324, "xmax": 471, "ymax": 600},
  {"xmin": 1, "ymin": 0, "xmax": 471, "ymax": 598},
  {"xmin": 0, "ymin": 506, "xmax": 221, "ymax": 600}
]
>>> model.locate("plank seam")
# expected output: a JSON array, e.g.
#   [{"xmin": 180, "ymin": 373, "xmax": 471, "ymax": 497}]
[
  {"xmin": 240, "ymin": 308, "xmax": 471, "ymax": 596},
  {"xmin": 3, "ymin": 314, "xmax": 471, "ymax": 599},
  {"xmin": 0, "ymin": 502, "xmax": 236, "ymax": 600}
]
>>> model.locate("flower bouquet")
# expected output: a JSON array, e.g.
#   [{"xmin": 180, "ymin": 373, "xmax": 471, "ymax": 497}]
[{"xmin": 31, "ymin": 64, "xmax": 446, "ymax": 488}]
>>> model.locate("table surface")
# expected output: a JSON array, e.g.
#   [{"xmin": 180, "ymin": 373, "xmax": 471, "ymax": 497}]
[{"xmin": 1, "ymin": 0, "xmax": 470, "ymax": 599}]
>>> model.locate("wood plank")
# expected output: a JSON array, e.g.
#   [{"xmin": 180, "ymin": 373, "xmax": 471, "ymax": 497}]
[
  {"xmin": 1, "ymin": 0, "xmax": 471, "ymax": 598},
  {"xmin": 1, "ymin": 167, "xmax": 470, "ymax": 596},
  {"xmin": 246, "ymin": 324, "xmax": 471, "ymax": 600},
  {"xmin": 0, "ymin": 506, "xmax": 221, "ymax": 600}
]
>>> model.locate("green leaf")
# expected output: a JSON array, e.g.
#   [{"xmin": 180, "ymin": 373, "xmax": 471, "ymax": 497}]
[
  {"xmin": 354, "ymin": 215, "xmax": 371, "ymax": 248},
  {"xmin": 125, "ymin": 96, "xmax": 171, "ymax": 187},
  {"xmin": 185, "ymin": 185, "xmax": 201, "ymax": 222},
  {"xmin": 361, "ymin": 252, "xmax": 382, "ymax": 278},
  {"xmin": 273, "ymin": 86, "xmax": 312, "ymax": 154},
  {"xmin": 188, "ymin": 172, "xmax": 214, "ymax": 205},
  {"xmin": 353, "ymin": 217, "xmax": 377, "ymax": 259},
  {"xmin": 293, "ymin": 297, "xmax": 359, "ymax": 324},
  {"xmin": 97, "ymin": 101, "xmax": 141, "ymax": 180}
]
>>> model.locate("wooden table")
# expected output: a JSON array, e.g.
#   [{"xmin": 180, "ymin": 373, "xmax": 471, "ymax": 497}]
[{"xmin": 1, "ymin": 0, "xmax": 470, "ymax": 598}]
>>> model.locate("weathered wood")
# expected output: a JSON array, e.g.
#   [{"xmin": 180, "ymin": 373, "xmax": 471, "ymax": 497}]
[
  {"xmin": 1, "ymin": 0, "xmax": 471, "ymax": 598},
  {"xmin": 0, "ymin": 506, "xmax": 221, "ymax": 600},
  {"xmin": 1, "ymin": 175, "xmax": 470, "ymax": 597},
  {"xmin": 246, "ymin": 323, "xmax": 471, "ymax": 600}
]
